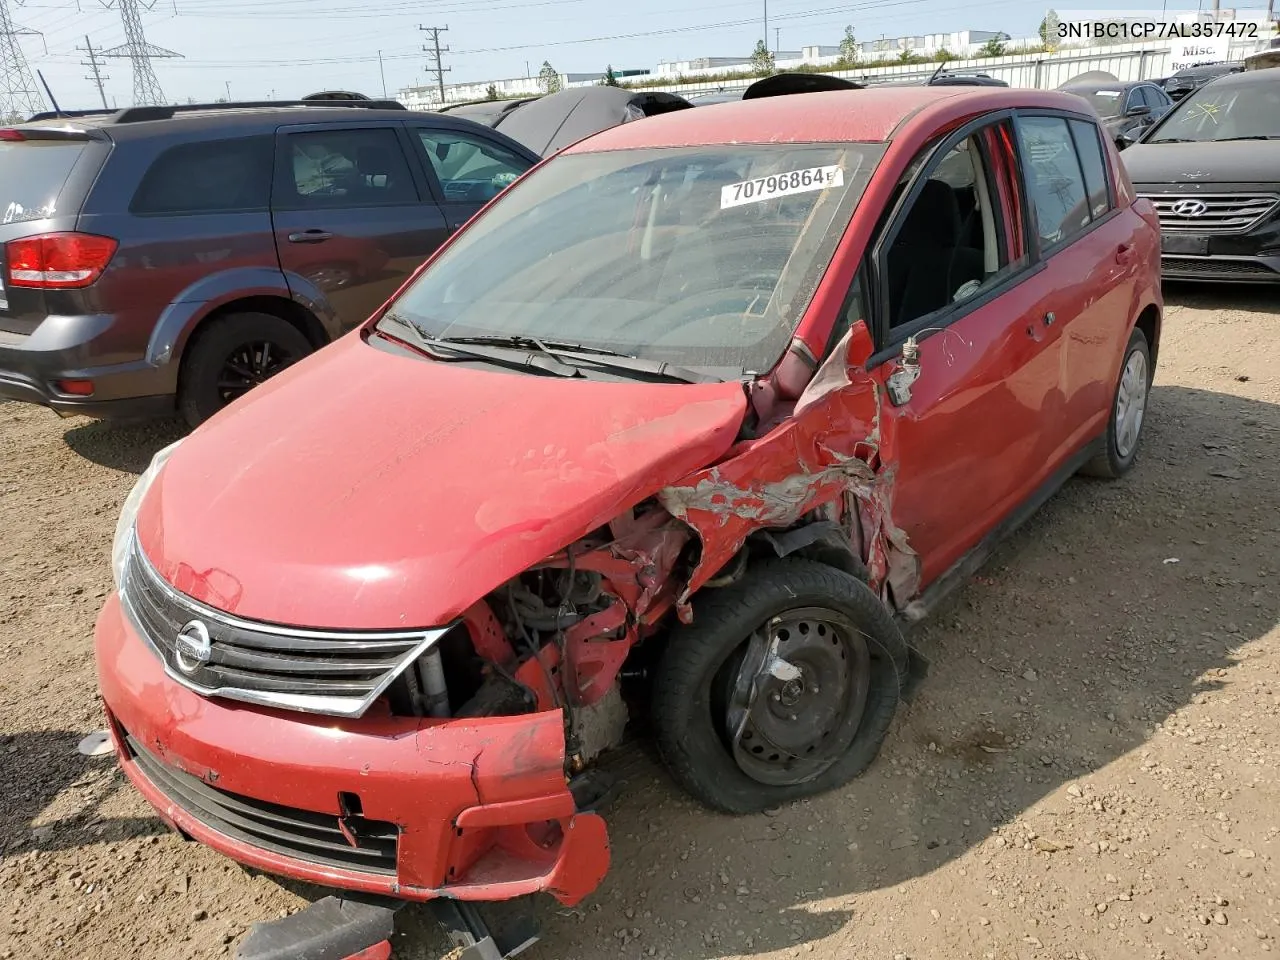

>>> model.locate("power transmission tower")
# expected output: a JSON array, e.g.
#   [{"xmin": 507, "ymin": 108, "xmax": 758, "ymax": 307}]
[
  {"xmin": 0, "ymin": 0, "xmax": 44, "ymax": 120},
  {"xmin": 79, "ymin": 35, "xmax": 110, "ymax": 109},
  {"xmin": 419, "ymin": 24, "xmax": 449, "ymax": 104},
  {"xmin": 97, "ymin": 0, "xmax": 182, "ymax": 107}
]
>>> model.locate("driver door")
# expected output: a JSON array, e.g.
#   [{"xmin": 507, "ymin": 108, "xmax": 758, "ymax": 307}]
[{"xmin": 867, "ymin": 115, "xmax": 1068, "ymax": 587}]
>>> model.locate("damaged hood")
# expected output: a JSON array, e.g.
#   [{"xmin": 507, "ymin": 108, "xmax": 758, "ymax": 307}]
[
  {"xmin": 1122, "ymin": 138, "xmax": 1280, "ymax": 187},
  {"xmin": 135, "ymin": 333, "xmax": 747, "ymax": 629}
]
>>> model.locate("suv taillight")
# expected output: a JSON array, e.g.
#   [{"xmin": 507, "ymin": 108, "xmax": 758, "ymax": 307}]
[{"xmin": 6, "ymin": 233, "xmax": 118, "ymax": 289}]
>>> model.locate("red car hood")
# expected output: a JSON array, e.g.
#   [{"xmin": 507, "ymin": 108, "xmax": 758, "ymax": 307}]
[{"xmin": 135, "ymin": 333, "xmax": 747, "ymax": 629}]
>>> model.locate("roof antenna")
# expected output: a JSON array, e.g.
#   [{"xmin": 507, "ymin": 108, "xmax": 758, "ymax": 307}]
[
  {"xmin": 927, "ymin": 61, "xmax": 946, "ymax": 86},
  {"xmin": 36, "ymin": 70, "xmax": 63, "ymax": 117}
]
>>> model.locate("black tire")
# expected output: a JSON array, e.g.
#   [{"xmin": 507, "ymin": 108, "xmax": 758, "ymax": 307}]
[
  {"xmin": 651, "ymin": 558, "xmax": 908, "ymax": 814},
  {"xmin": 1081, "ymin": 326, "xmax": 1151, "ymax": 479},
  {"xmin": 178, "ymin": 312, "xmax": 313, "ymax": 428}
]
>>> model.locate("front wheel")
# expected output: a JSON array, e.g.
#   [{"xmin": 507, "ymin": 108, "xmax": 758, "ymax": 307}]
[
  {"xmin": 1081, "ymin": 326, "xmax": 1151, "ymax": 479},
  {"xmin": 651, "ymin": 558, "xmax": 908, "ymax": 814}
]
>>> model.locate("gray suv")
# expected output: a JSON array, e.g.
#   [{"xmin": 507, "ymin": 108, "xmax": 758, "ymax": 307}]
[{"xmin": 0, "ymin": 99, "xmax": 538, "ymax": 426}]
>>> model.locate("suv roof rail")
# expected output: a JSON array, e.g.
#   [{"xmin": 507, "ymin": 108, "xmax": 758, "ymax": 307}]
[
  {"xmin": 26, "ymin": 107, "xmax": 118, "ymax": 122},
  {"xmin": 29, "ymin": 99, "xmax": 407, "ymax": 125}
]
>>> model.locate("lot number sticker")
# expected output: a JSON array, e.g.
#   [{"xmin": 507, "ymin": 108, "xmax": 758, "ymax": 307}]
[{"xmin": 721, "ymin": 165, "xmax": 844, "ymax": 209}]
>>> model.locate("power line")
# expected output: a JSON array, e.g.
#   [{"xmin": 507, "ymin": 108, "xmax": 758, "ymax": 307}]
[
  {"xmin": 96, "ymin": 0, "xmax": 181, "ymax": 105},
  {"xmin": 419, "ymin": 23, "xmax": 449, "ymax": 102},
  {"xmin": 0, "ymin": 0, "xmax": 45, "ymax": 119},
  {"xmin": 78, "ymin": 34, "xmax": 109, "ymax": 108}
]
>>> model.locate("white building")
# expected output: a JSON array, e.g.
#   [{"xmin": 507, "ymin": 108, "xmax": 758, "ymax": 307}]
[{"xmin": 398, "ymin": 68, "xmax": 651, "ymax": 110}]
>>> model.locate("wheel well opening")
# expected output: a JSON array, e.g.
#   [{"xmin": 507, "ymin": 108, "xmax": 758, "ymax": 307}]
[
  {"xmin": 1135, "ymin": 304, "xmax": 1160, "ymax": 371},
  {"xmin": 193, "ymin": 296, "xmax": 327, "ymax": 351}
]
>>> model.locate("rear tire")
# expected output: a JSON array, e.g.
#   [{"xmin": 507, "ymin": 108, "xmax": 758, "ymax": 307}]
[
  {"xmin": 1081, "ymin": 326, "xmax": 1151, "ymax": 479},
  {"xmin": 651, "ymin": 558, "xmax": 907, "ymax": 815},
  {"xmin": 178, "ymin": 312, "xmax": 313, "ymax": 428}
]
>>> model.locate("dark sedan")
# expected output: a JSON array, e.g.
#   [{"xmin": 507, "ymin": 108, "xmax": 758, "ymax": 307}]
[
  {"xmin": 1163, "ymin": 62, "xmax": 1244, "ymax": 101},
  {"xmin": 1059, "ymin": 79, "xmax": 1174, "ymax": 148},
  {"xmin": 1123, "ymin": 68, "xmax": 1280, "ymax": 283}
]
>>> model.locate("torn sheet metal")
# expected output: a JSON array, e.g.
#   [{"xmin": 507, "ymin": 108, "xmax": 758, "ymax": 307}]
[{"xmin": 660, "ymin": 325, "xmax": 920, "ymax": 614}]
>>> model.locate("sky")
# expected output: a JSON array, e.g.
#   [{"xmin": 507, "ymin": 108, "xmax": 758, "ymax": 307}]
[{"xmin": 7, "ymin": 0, "xmax": 1238, "ymax": 109}]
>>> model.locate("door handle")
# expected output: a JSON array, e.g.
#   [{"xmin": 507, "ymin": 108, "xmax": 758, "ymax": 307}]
[
  {"xmin": 288, "ymin": 230, "xmax": 334, "ymax": 244},
  {"xmin": 1116, "ymin": 242, "xmax": 1135, "ymax": 264}
]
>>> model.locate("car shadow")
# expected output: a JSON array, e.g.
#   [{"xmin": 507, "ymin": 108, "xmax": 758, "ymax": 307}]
[
  {"xmin": 1162, "ymin": 280, "xmax": 1279, "ymax": 313},
  {"xmin": 62, "ymin": 416, "xmax": 188, "ymax": 475},
  {"xmin": 526, "ymin": 382, "xmax": 1279, "ymax": 958},
  {"xmin": 0, "ymin": 729, "xmax": 167, "ymax": 860},
  {"xmin": 228, "ymin": 382, "xmax": 1280, "ymax": 960}
]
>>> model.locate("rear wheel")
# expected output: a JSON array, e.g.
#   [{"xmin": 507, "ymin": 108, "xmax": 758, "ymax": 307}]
[
  {"xmin": 178, "ymin": 312, "xmax": 313, "ymax": 428},
  {"xmin": 651, "ymin": 558, "xmax": 907, "ymax": 814},
  {"xmin": 1082, "ymin": 326, "xmax": 1151, "ymax": 479}
]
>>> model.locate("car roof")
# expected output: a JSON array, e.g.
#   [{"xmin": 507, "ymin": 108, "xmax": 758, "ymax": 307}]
[
  {"xmin": 566, "ymin": 86, "xmax": 1094, "ymax": 153},
  {"xmin": 16, "ymin": 103, "xmax": 431, "ymax": 139},
  {"xmin": 1061, "ymin": 80, "xmax": 1139, "ymax": 93}
]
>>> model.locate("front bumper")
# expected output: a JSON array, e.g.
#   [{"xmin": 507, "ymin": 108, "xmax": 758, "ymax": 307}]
[
  {"xmin": 95, "ymin": 594, "xmax": 610, "ymax": 906},
  {"xmin": 1160, "ymin": 252, "xmax": 1280, "ymax": 283}
]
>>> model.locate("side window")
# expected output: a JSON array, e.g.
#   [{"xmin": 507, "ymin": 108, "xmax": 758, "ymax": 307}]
[
  {"xmin": 131, "ymin": 136, "xmax": 273, "ymax": 215},
  {"xmin": 1069, "ymin": 119, "xmax": 1111, "ymax": 220},
  {"xmin": 1125, "ymin": 88, "xmax": 1145, "ymax": 113},
  {"xmin": 1015, "ymin": 116, "xmax": 1091, "ymax": 255},
  {"xmin": 280, "ymin": 128, "xmax": 417, "ymax": 209},
  {"xmin": 1145, "ymin": 86, "xmax": 1171, "ymax": 109},
  {"xmin": 883, "ymin": 129, "xmax": 1011, "ymax": 330},
  {"xmin": 415, "ymin": 129, "xmax": 532, "ymax": 203}
]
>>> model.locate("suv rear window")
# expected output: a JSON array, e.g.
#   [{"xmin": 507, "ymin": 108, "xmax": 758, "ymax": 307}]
[
  {"xmin": 132, "ymin": 136, "xmax": 274, "ymax": 215},
  {"xmin": 0, "ymin": 139, "xmax": 89, "ymax": 224}
]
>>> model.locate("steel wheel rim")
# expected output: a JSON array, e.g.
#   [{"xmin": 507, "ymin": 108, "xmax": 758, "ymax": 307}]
[
  {"xmin": 717, "ymin": 606, "xmax": 872, "ymax": 787},
  {"xmin": 1114, "ymin": 349, "xmax": 1148, "ymax": 459},
  {"xmin": 216, "ymin": 340, "xmax": 300, "ymax": 403}
]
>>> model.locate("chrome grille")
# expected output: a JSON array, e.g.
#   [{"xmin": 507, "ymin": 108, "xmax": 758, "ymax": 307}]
[
  {"xmin": 124, "ymin": 735, "xmax": 399, "ymax": 875},
  {"xmin": 1142, "ymin": 193, "xmax": 1280, "ymax": 234},
  {"xmin": 119, "ymin": 532, "xmax": 451, "ymax": 717}
]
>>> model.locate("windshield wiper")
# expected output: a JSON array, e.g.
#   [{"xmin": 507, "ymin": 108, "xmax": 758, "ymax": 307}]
[
  {"xmin": 379, "ymin": 315, "xmax": 580, "ymax": 378},
  {"xmin": 439, "ymin": 335, "xmax": 728, "ymax": 384},
  {"xmin": 1214, "ymin": 135, "xmax": 1280, "ymax": 141},
  {"xmin": 1150, "ymin": 137, "xmax": 1198, "ymax": 143}
]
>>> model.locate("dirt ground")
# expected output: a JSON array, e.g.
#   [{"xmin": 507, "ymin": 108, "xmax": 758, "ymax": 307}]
[{"xmin": 1, "ymin": 285, "xmax": 1278, "ymax": 960}]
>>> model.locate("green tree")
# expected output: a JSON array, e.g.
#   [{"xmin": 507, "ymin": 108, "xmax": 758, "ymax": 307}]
[
  {"xmin": 603, "ymin": 64, "xmax": 620, "ymax": 86},
  {"xmin": 537, "ymin": 60, "xmax": 562, "ymax": 94},
  {"xmin": 934, "ymin": 48, "xmax": 954, "ymax": 63},
  {"xmin": 838, "ymin": 24, "xmax": 858, "ymax": 65},
  {"xmin": 979, "ymin": 37, "xmax": 1007, "ymax": 57},
  {"xmin": 897, "ymin": 47, "xmax": 918, "ymax": 63},
  {"xmin": 485, "ymin": 83, "xmax": 499, "ymax": 100},
  {"xmin": 1039, "ymin": 9, "xmax": 1061, "ymax": 48},
  {"xmin": 750, "ymin": 39, "xmax": 776, "ymax": 77}
]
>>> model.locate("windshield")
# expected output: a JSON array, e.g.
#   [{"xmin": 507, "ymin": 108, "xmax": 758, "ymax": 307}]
[
  {"xmin": 378, "ymin": 142, "xmax": 883, "ymax": 376},
  {"xmin": 1149, "ymin": 80, "xmax": 1280, "ymax": 141},
  {"xmin": 0, "ymin": 139, "xmax": 88, "ymax": 224},
  {"xmin": 1070, "ymin": 88, "xmax": 1124, "ymax": 117}
]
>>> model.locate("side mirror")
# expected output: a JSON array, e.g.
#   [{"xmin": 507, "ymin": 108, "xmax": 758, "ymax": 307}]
[
  {"xmin": 1126, "ymin": 103, "xmax": 1151, "ymax": 118},
  {"xmin": 1115, "ymin": 131, "xmax": 1137, "ymax": 150}
]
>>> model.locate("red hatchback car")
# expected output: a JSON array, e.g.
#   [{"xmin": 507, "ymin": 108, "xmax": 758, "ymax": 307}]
[{"xmin": 95, "ymin": 86, "xmax": 1161, "ymax": 958}]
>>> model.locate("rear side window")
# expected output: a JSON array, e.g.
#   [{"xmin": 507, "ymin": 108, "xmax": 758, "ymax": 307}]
[
  {"xmin": 1068, "ymin": 120, "xmax": 1111, "ymax": 220},
  {"xmin": 0, "ymin": 139, "xmax": 89, "ymax": 224},
  {"xmin": 280, "ymin": 128, "xmax": 418, "ymax": 208},
  {"xmin": 1016, "ymin": 116, "xmax": 1092, "ymax": 254},
  {"xmin": 132, "ymin": 136, "xmax": 274, "ymax": 215}
]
